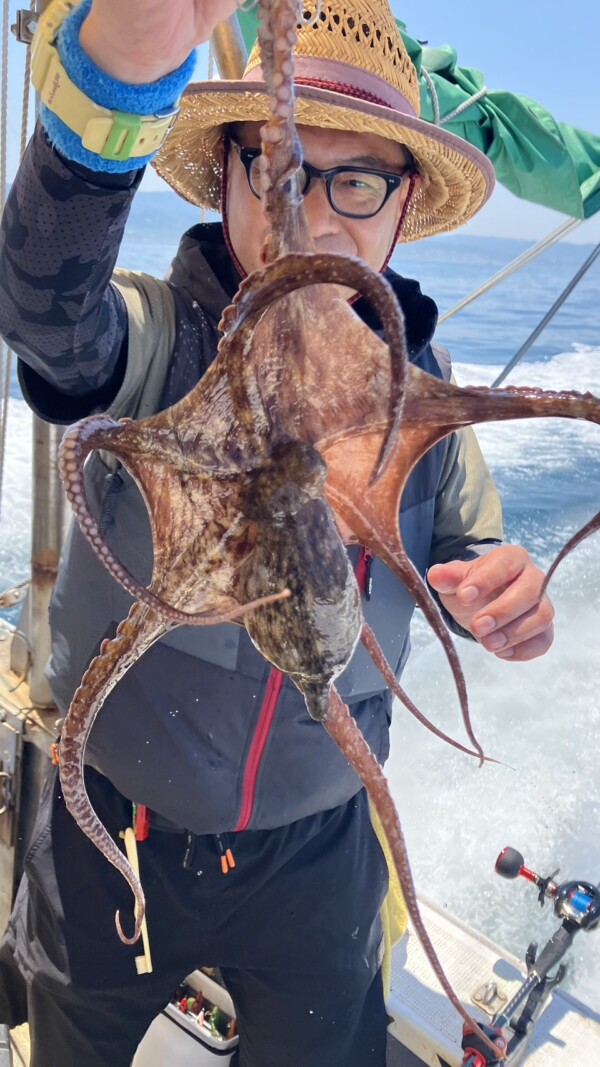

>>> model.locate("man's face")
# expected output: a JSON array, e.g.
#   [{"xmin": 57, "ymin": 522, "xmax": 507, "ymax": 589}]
[{"xmin": 225, "ymin": 123, "xmax": 415, "ymax": 275}]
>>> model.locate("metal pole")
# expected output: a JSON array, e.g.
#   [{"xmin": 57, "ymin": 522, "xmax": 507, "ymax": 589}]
[
  {"xmin": 491, "ymin": 240, "xmax": 600, "ymax": 388},
  {"xmin": 10, "ymin": 0, "xmax": 64, "ymax": 705},
  {"xmin": 24, "ymin": 421, "xmax": 66, "ymax": 705},
  {"xmin": 211, "ymin": 15, "xmax": 248, "ymax": 79}
]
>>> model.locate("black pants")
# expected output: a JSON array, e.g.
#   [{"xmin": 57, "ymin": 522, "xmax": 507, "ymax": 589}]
[{"xmin": 0, "ymin": 767, "xmax": 388, "ymax": 1067}]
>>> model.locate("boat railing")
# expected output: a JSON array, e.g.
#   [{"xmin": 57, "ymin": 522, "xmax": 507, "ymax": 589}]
[{"xmin": 491, "ymin": 238, "xmax": 600, "ymax": 386}]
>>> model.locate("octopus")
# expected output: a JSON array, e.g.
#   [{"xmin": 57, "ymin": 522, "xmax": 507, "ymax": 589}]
[{"xmin": 56, "ymin": 0, "xmax": 600, "ymax": 1059}]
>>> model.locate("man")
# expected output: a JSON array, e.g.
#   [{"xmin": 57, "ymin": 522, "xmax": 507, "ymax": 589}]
[{"xmin": 0, "ymin": 1, "xmax": 554, "ymax": 1065}]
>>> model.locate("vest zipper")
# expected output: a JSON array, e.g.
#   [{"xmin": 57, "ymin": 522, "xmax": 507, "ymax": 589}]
[{"xmin": 234, "ymin": 668, "xmax": 284, "ymax": 832}]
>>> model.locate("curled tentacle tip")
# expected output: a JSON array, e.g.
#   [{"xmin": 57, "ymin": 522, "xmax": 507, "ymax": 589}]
[{"xmin": 115, "ymin": 909, "xmax": 142, "ymax": 946}]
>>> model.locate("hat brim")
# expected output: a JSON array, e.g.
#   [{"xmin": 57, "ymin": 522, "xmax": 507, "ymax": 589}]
[{"xmin": 154, "ymin": 80, "xmax": 495, "ymax": 242}]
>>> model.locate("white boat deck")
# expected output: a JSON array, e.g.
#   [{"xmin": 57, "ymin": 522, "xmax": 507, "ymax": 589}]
[{"xmin": 388, "ymin": 895, "xmax": 600, "ymax": 1065}]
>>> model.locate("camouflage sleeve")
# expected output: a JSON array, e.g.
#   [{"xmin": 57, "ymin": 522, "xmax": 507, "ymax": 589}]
[{"xmin": 0, "ymin": 123, "xmax": 144, "ymax": 420}]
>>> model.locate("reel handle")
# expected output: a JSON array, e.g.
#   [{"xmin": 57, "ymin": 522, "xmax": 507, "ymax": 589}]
[
  {"xmin": 495, "ymin": 847, "xmax": 525, "ymax": 880},
  {"xmin": 495, "ymin": 846, "xmax": 556, "ymax": 905}
]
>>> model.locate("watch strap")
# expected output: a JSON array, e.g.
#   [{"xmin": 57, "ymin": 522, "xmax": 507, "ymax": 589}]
[{"xmin": 31, "ymin": 0, "xmax": 192, "ymax": 165}]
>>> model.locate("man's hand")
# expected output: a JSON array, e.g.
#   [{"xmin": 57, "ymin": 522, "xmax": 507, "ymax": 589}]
[
  {"xmin": 79, "ymin": 0, "xmax": 243, "ymax": 84},
  {"xmin": 427, "ymin": 546, "xmax": 554, "ymax": 662}
]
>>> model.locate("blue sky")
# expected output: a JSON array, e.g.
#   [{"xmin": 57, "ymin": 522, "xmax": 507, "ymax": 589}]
[
  {"xmin": 4, "ymin": 1, "xmax": 599, "ymax": 243},
  {"xmin": 396, "ymin": 1, "xmax": 596, "ymax": 132}
]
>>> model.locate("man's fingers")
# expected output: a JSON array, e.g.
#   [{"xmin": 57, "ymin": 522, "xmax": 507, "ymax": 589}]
[
  {"xmin": 427, "ymin": 561, "xmax": 469, "ymax": 595},
  {"xmin": 494, "ymin": 622, "xmax": 555, "ymax": 663},
  {"xmin": 469, "ymin": 570, "xmax": 551, "ymax": 637},
  {"xmin": 454, "ymin": 546, "xmax": 531, "ymax": 608},
  {"xmin": 475, "ymin": 596, "xmax": 555, "ymax": 654}
]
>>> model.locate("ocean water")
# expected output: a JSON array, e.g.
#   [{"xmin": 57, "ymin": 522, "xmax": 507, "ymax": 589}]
[{"xmin": 1, "ymin": 217, "xmax": 600, "ymax": 1012}]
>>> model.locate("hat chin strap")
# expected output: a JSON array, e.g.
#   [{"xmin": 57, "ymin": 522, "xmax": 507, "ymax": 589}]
[
  {"xmin": 220, "ymin": 142, "xmax": 418, "ymax": 292},
  {"xmin": 380, "ymin": 171, "xmax": 418, "ymax": 274},
  {"xmin": 220, "ymin": 140, "xmax": 249, "ymax": 282}
]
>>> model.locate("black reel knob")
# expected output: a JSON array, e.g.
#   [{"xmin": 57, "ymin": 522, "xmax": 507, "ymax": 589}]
[{"xmin": 496, "ymin": 846, "xmax": 524, "ymax": 880}]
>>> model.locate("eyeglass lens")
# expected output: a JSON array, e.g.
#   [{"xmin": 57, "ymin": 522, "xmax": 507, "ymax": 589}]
[{"xmin": 246, "ymin": 154, "xmax": 391, "ymax": 217}]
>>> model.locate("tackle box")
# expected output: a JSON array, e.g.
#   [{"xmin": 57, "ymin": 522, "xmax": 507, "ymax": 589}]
[{"xmin": 132, "ymin": 969, "xmax": 239, "ymax": 1066}]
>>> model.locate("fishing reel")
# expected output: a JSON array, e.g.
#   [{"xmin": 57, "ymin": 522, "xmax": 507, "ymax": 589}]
[
  {"xmin": 461, "ymin": 847, "xmax": 600, "ymax": 1066},
  {"xmin": 495, "ymin": 846, "xmax": 600, "ymax": 931}
]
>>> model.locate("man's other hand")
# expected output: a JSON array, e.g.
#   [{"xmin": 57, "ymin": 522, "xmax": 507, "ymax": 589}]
[{"xmin": 427, "ymin": 545, "xmax": 554, "ymax": 662}]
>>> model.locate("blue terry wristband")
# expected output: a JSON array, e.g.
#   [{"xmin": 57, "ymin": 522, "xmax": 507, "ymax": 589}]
[{"xmin": 39, "ymin": 0, "xmax": 197, "ymax": 172}]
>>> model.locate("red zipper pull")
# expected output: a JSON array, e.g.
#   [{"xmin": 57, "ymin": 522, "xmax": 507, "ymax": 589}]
[{"xmin": 134, "ymin": 803, "xmax": 150, "ymax": 842}]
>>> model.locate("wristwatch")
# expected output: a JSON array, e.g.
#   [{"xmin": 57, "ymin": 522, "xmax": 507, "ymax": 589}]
[{"xmin": 31, "ymin": 0, "xmax": 181, "ymax": 163}]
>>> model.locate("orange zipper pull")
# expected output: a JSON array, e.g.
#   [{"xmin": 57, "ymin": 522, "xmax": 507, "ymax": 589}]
[{"xmin": 215, "ymin": 835, "xmax": 236, "ymax": 874}]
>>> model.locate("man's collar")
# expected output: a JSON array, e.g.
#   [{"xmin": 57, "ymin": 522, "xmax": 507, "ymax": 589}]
[
  {"xmin": 167, "ymin": 222, "xmax": 438, "ymax": 358},
  {"xmin": 353, "ymin": 268, "xmax": 438, "ymax": 357}
]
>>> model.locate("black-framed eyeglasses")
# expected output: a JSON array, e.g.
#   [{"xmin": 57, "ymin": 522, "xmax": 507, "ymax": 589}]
[{"xmin": 229, "ymin": 140, "xmax": 412, "ymax": 219}]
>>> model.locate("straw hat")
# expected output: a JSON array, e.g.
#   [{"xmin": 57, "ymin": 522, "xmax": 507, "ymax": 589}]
[{"xmin": 154, "ymin": 0, "xmax": 495, "ymax": 241}]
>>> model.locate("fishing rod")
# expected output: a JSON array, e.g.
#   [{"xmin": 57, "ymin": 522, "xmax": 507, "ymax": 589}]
[{"xmin": 461, "ymin": 846, "xmax": 600, "ymax": 1066}]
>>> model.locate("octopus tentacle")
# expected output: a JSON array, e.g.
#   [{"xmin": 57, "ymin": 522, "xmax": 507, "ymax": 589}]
[
  {"xmin": 58, "ymin": 602, "xmax": 166, "ymax": 943},
  {"xmin": 543, "ymin": 507, "xmax": 600, "ymax": 593},
  {"xmin": 389, "ymin": 374, "xmax": 600, "ymax": 600},
  {"xmin": 326, "ymin": 379, "xmax": 600, "ymax": 765},
  {"xmin": 361, "ymin": 623, "xmax": 497, "ymax": 762},
  {"xmin": 257, "ymin": 0, "xmax": 304, "ymax": 256},
  {"xmin": 324, "ymin": 688, "xmax": 505, "ymax": 1062}
]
